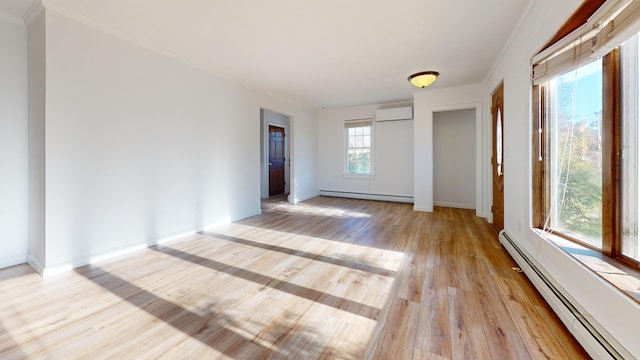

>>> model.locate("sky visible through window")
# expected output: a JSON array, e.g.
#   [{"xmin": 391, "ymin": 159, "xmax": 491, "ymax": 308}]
[{"xmin": 551, "ymin": 59, "xmax": 603, "ymax": 247}]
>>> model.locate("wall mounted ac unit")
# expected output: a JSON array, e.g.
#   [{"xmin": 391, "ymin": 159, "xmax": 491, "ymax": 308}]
[{"xmin": 375, "ymin": 106, "xmax": 413, "ymax": 122}]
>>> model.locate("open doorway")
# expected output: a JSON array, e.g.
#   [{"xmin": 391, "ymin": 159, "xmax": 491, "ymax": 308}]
[
  {"xmin": 433, "ymin": 108, "xmax": 477, "ymax": 209},
  {"xmin": 261, "ymin": 109, "xmax": 290, "ymax": 201}
]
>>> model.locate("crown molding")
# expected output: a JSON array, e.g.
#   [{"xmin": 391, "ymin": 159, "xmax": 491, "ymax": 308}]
[
  {"xmin": 483, "ymin": 0, "xmax": 535, "ymax": 87},
  {"xmin": 23, "ymin": 0, "xmax": 44, "ymax": 26}
]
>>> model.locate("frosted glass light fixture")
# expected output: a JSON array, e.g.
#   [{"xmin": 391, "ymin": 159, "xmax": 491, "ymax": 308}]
[{"xmin": 408, "ymin": 71, "xmax": 439, "ymax": 88}]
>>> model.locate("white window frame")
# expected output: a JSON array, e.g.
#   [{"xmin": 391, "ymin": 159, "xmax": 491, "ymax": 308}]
[{"xmin": 344, "ymin": 118, "xmax": 374, "ymax": 177}]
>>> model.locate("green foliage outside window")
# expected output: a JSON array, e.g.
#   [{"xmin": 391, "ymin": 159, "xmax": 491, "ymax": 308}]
[
  {"xmin": 552, "ymin": 60, "xmax": 603, "ymax": 245},
  {"xmin": 346, "ymin": 123, "xmax": 372, "ymax": 175}
]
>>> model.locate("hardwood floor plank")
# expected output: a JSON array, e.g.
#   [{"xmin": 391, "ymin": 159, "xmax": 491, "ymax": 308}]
[
  {"xmin": 470, "ymin": 273, "xmax": 531, "ymax": 360},
  {"xmin": 415, "ymin": 265, "xmax": 451, "ymax": 358},
  {"xmin": 372, "ymin": 297, "xmax": 420, "ymax": 360},
  {"xmin": 412, "ymin": 348, "xmax": 449, "ymax": 360},
  {"xmin": 534, "ymin": 304, "xmax": 591, "ymax": 359},
  {"xmin": 398, "ymin": 227, "xmax": 432, "ymax": 303},
  {"xmin": 448, "ymin": 287, "xmax": 492, "ymax": 360},
  {"xmin": 497, "ymin": 276, "xmax": 587, "ymax": 359},
  {"xmin": 0, "ymin": 197, "xmax": 587, "ymax": 359}
]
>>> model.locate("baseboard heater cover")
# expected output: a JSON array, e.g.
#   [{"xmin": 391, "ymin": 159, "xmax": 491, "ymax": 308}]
[
  {"xmin": 498, "ymin": 230, "xmax": 632, "ymax": 360},
  {"xmin": 318, "ymin": 190, "xmax": 413, "ymax": 204}
]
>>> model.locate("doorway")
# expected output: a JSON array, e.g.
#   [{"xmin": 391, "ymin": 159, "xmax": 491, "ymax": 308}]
[
  {"xmin": 268, "ymin": 125, "xmax": 285, "ymax": 196},
  {"xmin": 260, "ymin": 109, "xmax": 290, "ymax": 200},
  {"xmin": 491, "ymin": 83, "xmax": 505, "ymax": 232},
  {"xmin": 433, "ymin": 109, "xmax": 477, "ymax": 209}
]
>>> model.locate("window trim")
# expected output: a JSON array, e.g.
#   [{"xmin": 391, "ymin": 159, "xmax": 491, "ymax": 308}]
[
  {"xmin": 531, "ymin": 0, "xmax": 640, "ymax": 310},
  {"xmin": 343, "ymin": 118, "xmax": 374, "ymax": 177},
  {"xmin": 532, "ymin": 48, "xmax": 639, "ymax": 268},
  {"xmin": 537, "ymin": 0, "xmax": 607, "ymax": 55},
  {"xmin": 602, "ymin": 48, "xmax": 622, "ymax": 257}
]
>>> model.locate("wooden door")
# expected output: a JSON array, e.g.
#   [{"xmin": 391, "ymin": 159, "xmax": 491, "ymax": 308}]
[
  {"xmin": 492, "ymin": 83, "xmax": 505, "ymax": 232},
  {"xmin": 268, "ymin": 125, "xmax": 286, "ymax": 196}
]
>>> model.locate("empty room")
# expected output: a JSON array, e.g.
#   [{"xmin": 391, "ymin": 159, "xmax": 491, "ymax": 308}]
[{"xmin": 1, "ymin": 0, "xmax": 639, "ymax": 358}]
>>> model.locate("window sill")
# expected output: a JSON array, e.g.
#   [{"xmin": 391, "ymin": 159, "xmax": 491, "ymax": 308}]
[{"xmin": 543, "ymin": 232, "xmax": 640, "ymax": 304}]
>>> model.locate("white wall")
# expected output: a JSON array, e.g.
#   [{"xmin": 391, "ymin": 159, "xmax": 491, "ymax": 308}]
[
  {"xmin": 433, "ymin": 109, "xmax": 476, "ymax": 209},
  {"xmin": 413, "ymin": 85, "xmax": 485, "ymax": 214},
  {"xmin": 0, "ymin": 17, "xmax": 29, "ymax": 269},
  {"xmin": 261, "ymin": 109, "xmax": 290, "ymax": 198},
  {"xmin": 317, "ymin": 103, "xmax": 414, "ymax": 202},
  {"xmin": 27, "ymin": 10, "xmax": 46, "ymax": 272},
  {"xmin": 25, "ymin": 9, "xmax": 316, "ymax": 273},
  {"xmin": 485, "ymin": 0, "xmax": 640, "ymax": 356}
]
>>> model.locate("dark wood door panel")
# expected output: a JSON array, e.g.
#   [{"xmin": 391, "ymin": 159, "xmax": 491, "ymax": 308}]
[
  {"xmin": 492, "ymin": 83, "xmax": 505, "ymax": 232},
  {"xmin": 269, "ymin": 125, "xmax": 285, "ymax": 196}
]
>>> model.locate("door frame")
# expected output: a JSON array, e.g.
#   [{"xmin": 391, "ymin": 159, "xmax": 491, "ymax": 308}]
[
  {"xmin": 267, "ymin": 124, "xmax": 286, "ymax": 196},
  {"xmin": 433, "ymin": 109, "xmax": 478, "ymax": 209},
  {"xmin": 491, "ymin": 82, "xmax": 505, "ymax": 231},
  {"xmin": 260, "ymin": 109, "xmax": 291, "ymax": 201},
  {"xmin": 429, "ymin": 102, "xmax": 484, "ymax": 217}
]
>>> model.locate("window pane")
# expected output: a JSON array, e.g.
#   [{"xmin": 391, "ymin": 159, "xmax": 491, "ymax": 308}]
[
  {"xmin": 361, "ymin": 149, "xmax": 370, "ymax": 173},
  {"xmin": 548, "ymin": 59, "xmax": 603, "ymax": 248},
  {"xmin": 622, "ymin": 34, "xmax": 640, "ymax": 261},
  {"xmin": 344, "ymin": 122, "xmax": 372, "ymax": 175},
  {"xmin": 348, "ymin": 150, "xmax": 358, "ymax": 173}
]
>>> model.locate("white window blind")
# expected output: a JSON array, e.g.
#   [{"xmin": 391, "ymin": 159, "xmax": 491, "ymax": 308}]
[{"xmin": 533, "ymin": 0, "xmax": 640, "ymax": 85}]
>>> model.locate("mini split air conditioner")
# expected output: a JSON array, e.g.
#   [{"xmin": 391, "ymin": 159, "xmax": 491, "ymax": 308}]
[{"xmin": 375, "ymin": 106, "xmax": 413, "ymax": 122}]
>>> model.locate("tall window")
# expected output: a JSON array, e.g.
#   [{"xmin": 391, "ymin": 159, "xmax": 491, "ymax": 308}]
[
  {"xmin": 345, "ymin": 119, "xmax": 373, "ymax": 175},
  {"xmin": 545, "ymin": 60, "xmax": 603, "ymax": 248},
  {"xmin": 532, "ymin": 0, "xmax": 640, "ymax": 265},
  {"xmin": 622, "ymin": 34, "xmax": 640, "ymax": 261}
]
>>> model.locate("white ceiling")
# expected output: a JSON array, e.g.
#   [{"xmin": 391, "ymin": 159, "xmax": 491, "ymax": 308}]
[{"xmin": 2, "ymin": 0, "xmax": 531, "ymax": 108}]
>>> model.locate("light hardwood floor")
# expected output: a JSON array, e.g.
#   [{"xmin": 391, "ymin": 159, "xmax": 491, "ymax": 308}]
[{"xmin": 0, "ymin": 197, "xmax": 589, "ymax": 359}]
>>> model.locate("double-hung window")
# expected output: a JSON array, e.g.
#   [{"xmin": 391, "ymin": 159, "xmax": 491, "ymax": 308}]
[
  {"xmin": 532, "ymin": 0, "xmax": 640, "ymax": 265},
  {"xmin": 345, "ymin": 119, "xmax": 373, "ymax": 175}
]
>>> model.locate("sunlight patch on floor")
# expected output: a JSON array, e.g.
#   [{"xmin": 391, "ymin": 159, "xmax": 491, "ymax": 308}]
[
  {"xmin": 263, "ymin": 200, "xmax": 373, "ymax": 219},
  {"xmin": 221, "ymin": 223, "xmax": 405, "ymax": 272}
]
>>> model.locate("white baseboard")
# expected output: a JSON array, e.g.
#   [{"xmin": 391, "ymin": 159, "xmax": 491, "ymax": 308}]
[
  {"xmin": 291, "ymin": 192, "xmax": 319, "ymax": 204},
  {"xmin": 26, "ymin": 254, "xmax": 45, "ymax": 275},
  {"xmin": 202, "ymin": 218, "xmax": 232, "ymax": 232},
  {"xmin": 433, "ymin": 201, "xmax": 475, "ymax": 209},
  {"xmin": 0, "ymin": 255, "xmax": 28, "ymax": 270},
  {"xmin": 413, "ymin": 205, "xmax": 432, "ymax": 212},
  {"xmin": 37, "ymin": 219, "xmax": 236, "ymax": 277}
]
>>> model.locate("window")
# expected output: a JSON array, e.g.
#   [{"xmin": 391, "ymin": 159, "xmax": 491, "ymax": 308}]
[
  {"xmin": 544, "ymin": 59, "xmax": 603, "ymax": 248},
  {"xmin": 532, "ymin": 0, "xmax": 640, "ymax": 265},
  {"xmin": 622, "ymin": 34, "xmax": 640, "ymax": 261},
  {"xmin": 345, "ymin": 119, "xmax": 373, "ymax": 175}
]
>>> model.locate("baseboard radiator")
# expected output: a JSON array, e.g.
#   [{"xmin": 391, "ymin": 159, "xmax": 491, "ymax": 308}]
[
  {"xmin": 318, "ymin": 190, "xmax": 413, "ymax": 204},
  {"xmin": 498, "ymin": 230, "xmax": 633, "ymax": 359}
]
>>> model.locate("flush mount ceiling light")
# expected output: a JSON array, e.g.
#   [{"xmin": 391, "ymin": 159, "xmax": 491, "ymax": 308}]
[{"xmin": 408, "ymin": 71, "xmax": 439, "ymax": 88}]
